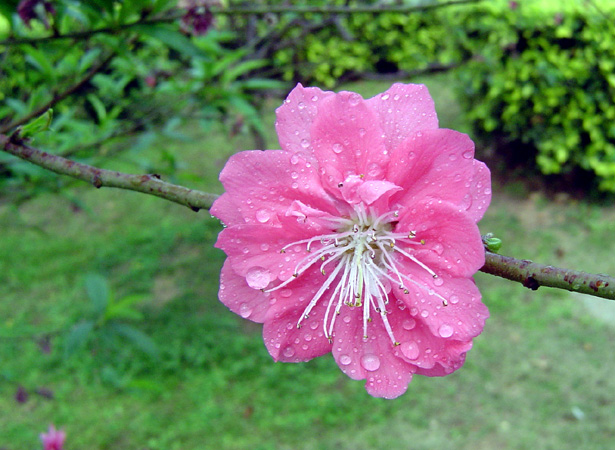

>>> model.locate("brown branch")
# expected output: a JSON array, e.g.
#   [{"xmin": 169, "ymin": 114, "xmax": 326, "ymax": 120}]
[
  {"xmin": 0, "ymin": 52, "xmax": 115, "ymax": 135},
  {"xmin": 0, "ymin": 134, "xmax": 219, "ymax": 212},
  {"xmin": 480, "ymin": 251, "xmax": 615, "ymax": 301},
  {"xmin": 0, "ymin": 0, "xmax": 484, "ymax": 47}
]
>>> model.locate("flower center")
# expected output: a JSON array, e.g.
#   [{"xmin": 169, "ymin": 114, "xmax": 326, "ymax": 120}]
[{"xmin": 268, "ymin": 204, "xmax": 445, "ymax": 345}]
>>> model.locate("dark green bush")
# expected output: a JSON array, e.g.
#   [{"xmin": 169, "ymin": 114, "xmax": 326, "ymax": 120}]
[{"xmin": 455, "ymin": 1, "xmax": 615, "ymax": 191}]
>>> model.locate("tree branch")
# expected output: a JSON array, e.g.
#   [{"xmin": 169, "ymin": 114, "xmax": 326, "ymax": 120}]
[
  {"xmin": 0, "ymin": 0, "xmax": 484, "ymax": 47},
  {"xmin": 480, "ymin": 251, "xmax": 615, "ymax": 301},
  {"xmin": 0, "ymin": 134, "xmax": 219, "ymax": 212}
]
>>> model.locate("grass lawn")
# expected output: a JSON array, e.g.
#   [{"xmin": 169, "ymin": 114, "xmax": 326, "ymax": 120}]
[{"xmin": 1, "ymin": 77, "xmax": 615, "ymax": 449}]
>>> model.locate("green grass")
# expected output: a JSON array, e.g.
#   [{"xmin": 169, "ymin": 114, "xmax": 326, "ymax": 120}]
[{"xmin": 1, "ymin": 78, "xmax": 615, "ymax": 450}]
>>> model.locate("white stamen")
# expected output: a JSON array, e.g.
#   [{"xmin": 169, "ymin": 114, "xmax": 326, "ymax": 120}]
[{"xmin": 271, "ymin": 204, "xmax": 440, "ymax": 345}]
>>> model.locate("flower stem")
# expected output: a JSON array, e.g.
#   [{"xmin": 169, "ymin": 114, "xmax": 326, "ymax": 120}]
[{"xmin": 480, "ymin": 250, "xmax": 615, "ymax": 301}]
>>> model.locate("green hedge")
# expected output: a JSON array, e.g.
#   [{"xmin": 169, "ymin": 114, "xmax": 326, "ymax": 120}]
[{"xmin": 457, "ymin": 1, "xmax": 615, "ymax": 191}]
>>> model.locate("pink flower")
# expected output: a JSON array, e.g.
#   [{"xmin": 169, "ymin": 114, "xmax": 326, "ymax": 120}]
[
  {"xmin": 212, "ymin": 83, "xmax": 491, "ymax": 398},
  {"xmin": 40, "ymin": 425, "xmax": 66, "ymax": 450}
]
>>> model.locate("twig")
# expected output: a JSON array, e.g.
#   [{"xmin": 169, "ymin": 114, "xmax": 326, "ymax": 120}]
[
  {"xmin": 0, "ymin": 135, "xmax": 219, "ymax": 212},
  {"xmin": 0, "ymin": 0, "xmax": 484, "ymax": 47},
  {"xmin": 480, "ymin": 251, "xmax": 615, "ymax": 301},
  {"xmin": 0, "ymin": 52, "xmax": 115, "ymax": 134}
]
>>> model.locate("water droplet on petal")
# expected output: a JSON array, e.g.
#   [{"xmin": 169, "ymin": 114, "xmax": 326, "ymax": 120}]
[
  {"xmin": 297, "ymin": 101, "xmax": 305, "ymax": 110},
  {"xmin": 290, "ymin": 154, "xmax": 300, "ymax": 164},
  {"xmin": 400, "ymin": 341, "xmax": 420, "ymax": 359},
  {"xmin": 283, "ymin": 346, "xmax": 295, "ymax": 357},
  {"xmin": 462, "ymin": 149, "xmax": 474, "ymax": 159},
  {"xmin": 438, "ymin": 324, "xmax": 454, "ymax": 338},
  {"xmin": 433, "ymin": 243, "xmax": 444, "ymax": 255},
  {"xmin": 343, "ymin": 315, "xmax": 351, "ymax": 323},
  {"xmin": 361, "ymin": 354, "xmax": 381, "ymax": 371},
  {"xmin": 246, "ymin": 267, "xmax": 272, "ymax": 290},
  {"xmin": 434, "ymin": 277, "xmax": 444, "ymax": 287},
  {"xmin": 348, "ymin": 93, "xmax": 361, "ymax": 106},
  {"xmin": 311, "ymin": 95, "xmax": 319, "ymax": 101},
  {"xmin": 381, "ymin": 93, "xmax": 390, "ymax": 100},
  {"xmin": 256, "ymin": 209, "xmax": 271, "ymax": 223},
  {"xmin": 420, "ymin": 310, "xmax": 429, "ymax": 318},
  {"xmin": 339, "ymin": 354, "xmax": 352, "ymax": 365},
  {"xmin": 300, "ymin": 139, "xmax": 310, "ymax": 148},
  {"xmin": 358, "ymin": 128, "xmax": 366, "ymax": 137},
  {"xmin": 280, "ymin": 289, "xmax": 293, "ymax": 298},
  {"xmin": 402, "ymin": 319, "xmax": 416, "ymax": 330},
  {"xmin": 449, "ymin": 295, "xmax": 459, "ymax": 304},
  {"xmin": 332, "ymin": 143, "xmax": 343, "ymax": 154},
  {"xmin": 239, "ymin": 303, "xmax": 252, "ymax": 318}
]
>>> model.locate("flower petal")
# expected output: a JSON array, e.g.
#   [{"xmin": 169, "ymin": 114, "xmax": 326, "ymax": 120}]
[
  {"xmin": 387, "ymin": 129, "xmax": 480, "ymax": 211},
  {"xmin": 219, "ymin": 259, "xmax": 270, "ymax": 323},
  {"xmin": 396, "ymin": 199, "xmax": 485, "ymax": 278},
  {"xmin": 215, "ymin": 149, "xmax": 338, "ymax": 224},
  {"xmin": 332, "ymin": 305, "xmax": 415, "ymax": 399},
  {"xmin": 365, "ymin": 83, "xmax": 439, "ymax": 152},
  {"xmin": 262, "ymin": 272, "xmax": 332, "ymax": 362},
  {"xmin": 466, "ymin": 160, "xmax": 492, "ymax": 222},
  {"xmin": 392, "ymin": 273, "xmax": 489, "ymax": 342},
  {"xmin": 310, "ymin": 91, "xmax": 389, "ymax": 194},
  {"xmin": 275, "ymin": 83, "xmax": 335, "ymax": 153}
]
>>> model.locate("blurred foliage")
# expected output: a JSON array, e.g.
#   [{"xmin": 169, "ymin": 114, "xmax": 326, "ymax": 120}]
[{"xmin": 0, "ymin": 0, "xmax": 283, "ymax": 203}]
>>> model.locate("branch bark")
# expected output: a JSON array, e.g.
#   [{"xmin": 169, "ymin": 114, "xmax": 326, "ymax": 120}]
[
  {"xmin": 0, "ymin": 134, "xmax": 219, "ymax": 212},
  {"xmin": 480, "ymin": 251, "xmax": 615, "ymax": 300}
]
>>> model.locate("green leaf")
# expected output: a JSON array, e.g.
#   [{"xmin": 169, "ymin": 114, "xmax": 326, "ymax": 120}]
[
  {"xmin": 85, "ymin": 273, "xmax": 110, "ymax": 317},
  {"xmin": 20, "ymin": 109, "xmax": 53, "ymax": 138},
  {"xmin": 109, "ymin": 323, "xmax": 159, "ymax": 358},
  {"xmin": 64, "ymin": 320, "xmax": 95, "ymax": 358},
  {"xmin": 104, "ymin": 294, "xmax": 148, "ymax": 322},
  {"xmin": 133, "ymin": 24, "xmax": 207, "ymax": 59}
]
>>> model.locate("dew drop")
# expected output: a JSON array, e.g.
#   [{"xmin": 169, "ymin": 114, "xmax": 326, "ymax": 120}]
[
  {"xmin": 239, "ymin": 303, "xmax": 252, "ymax": 318},
  {"xmin": 439, "ymin": 324, "xmax": 454, "ymax": 338},
  {"xmin": 400, "ymin": 341, "xmax": 419, "ymax": 360},
  {"xmin": 339, "ymin": 354, "xmax": 352, "ymax": 366},
  {"xmin": 433, "ymin": 243, "xmax": 444, "ymax": 255},
  {"xmin": 256, "ymin": 209, "xmax": 271, "ymax": 223},
  {"xmin": 297, "ymin": 101, "xmax": 305, "ymax": 110},
  {"xmin": 393, "ymin": 94, "xmax": 400, "ymax": 101},
  {"xmin": 332, "ymin": 143, "xmax": 343, "ymax": 154},
  {"xmin": 462, "ymin": 149, "xmax": 474, "ymax": 159},
  {"xmin": 260, "ymin": 243, "xmax": 269, "ymax": 251},
  {"xmin": 343, "ymin": 315, "xmax": 351, "ymax": 323},
  {"xmin": 381, "ymin": 93, "xmax": 390, "ymax": 100},
  {"xmin": 290, "ymin": 154, "xmax": 300, "ymax": 164},
  {"xmin": 311, "ymin": 95, "xmax": 318, "ymax": 101},
  {"xmin": 358, "ymin": 127, "xmax": 366, "ymax": 137},
  {"xmin": 300, "ymin": 139, "xmax": 310, "ymax": 148},
  {"xmin": 245, "ymin": 267, "xmax": 272, "ymax": 290},
  {"xmin": 420, "ymin": 310, "xmax": 429, "ymax": 318},
  {"xmin": 434, "ymin": 277, "xmax": 444, "ymax": 287},
  {"xmin": 290, "ymin": 171, "xmax": 299, "ymax": 179},
  {"xmin": 402, "ymin": 319, "xmax": 416, "ymax": 330},
  {"xmin": 280, "ymin": 289, "xmax": 293, "ymax": 298},
  {"xmin": 283, "ymin": 346, "xmax": 295, "ymax": 357},
  {"xmin": 348, "ymin": 93, "xmax": 361, "ymax": 106},
  {"xmin": 449, "ymin": 295, "xmax": 459, "ymax": 304},
  {"xmin": 291, "ymin": 182, "xmax": 299, "ymax": 189},
  {"xmin": 360, "ymin": 354, "xmax": 381, "ymax": 371}
]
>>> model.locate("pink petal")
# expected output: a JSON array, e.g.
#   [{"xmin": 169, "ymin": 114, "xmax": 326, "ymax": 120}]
[
  {"xmin": 391, "ymin": 316, "xmax": 474, "ymax": 376},
  {"xmin": 365, "ymin": 83, "xmax": 439, "ymax": 152},
  {"xmin": 275, "ymin": 83, "xmax": 335, "ymax": 153},
  {"xmin": 466, "ymin": 160, "xmax": 492, "ymax": 222},
  {"xmin": 310, "ymin": 91, "xmax": 390, "ymax": 194},
  {"xmin": 219, "ymin": 259, "xmax": 270, "ymax": 323},
  {"xmin": 209, "ymin": 192, "xmax": 243, "ymax": 226},
  {"xmin": 395, "ymin": 199, "xmax": 485, "ymax": 278},
  {"xmin": 262, "ymin": 271, "xmax": 332, "ymax": 362},
  {"xmin": 392, "ymin": 273, "xmax": 489, "ymax": 342},
  {"xmin": 216, "ymin": 220, "xmax": 318, "ymax": 283},
  {"xmin": 331, "ymin": 305, "xmax": 415, "ymax": 399},
  {"xmin": 215, "ymin": 149, "xmax": 338, "ymax": 224},
  {"xmin": 387, "ymin": 129, "xmax": 480, "ymax": 212}
]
